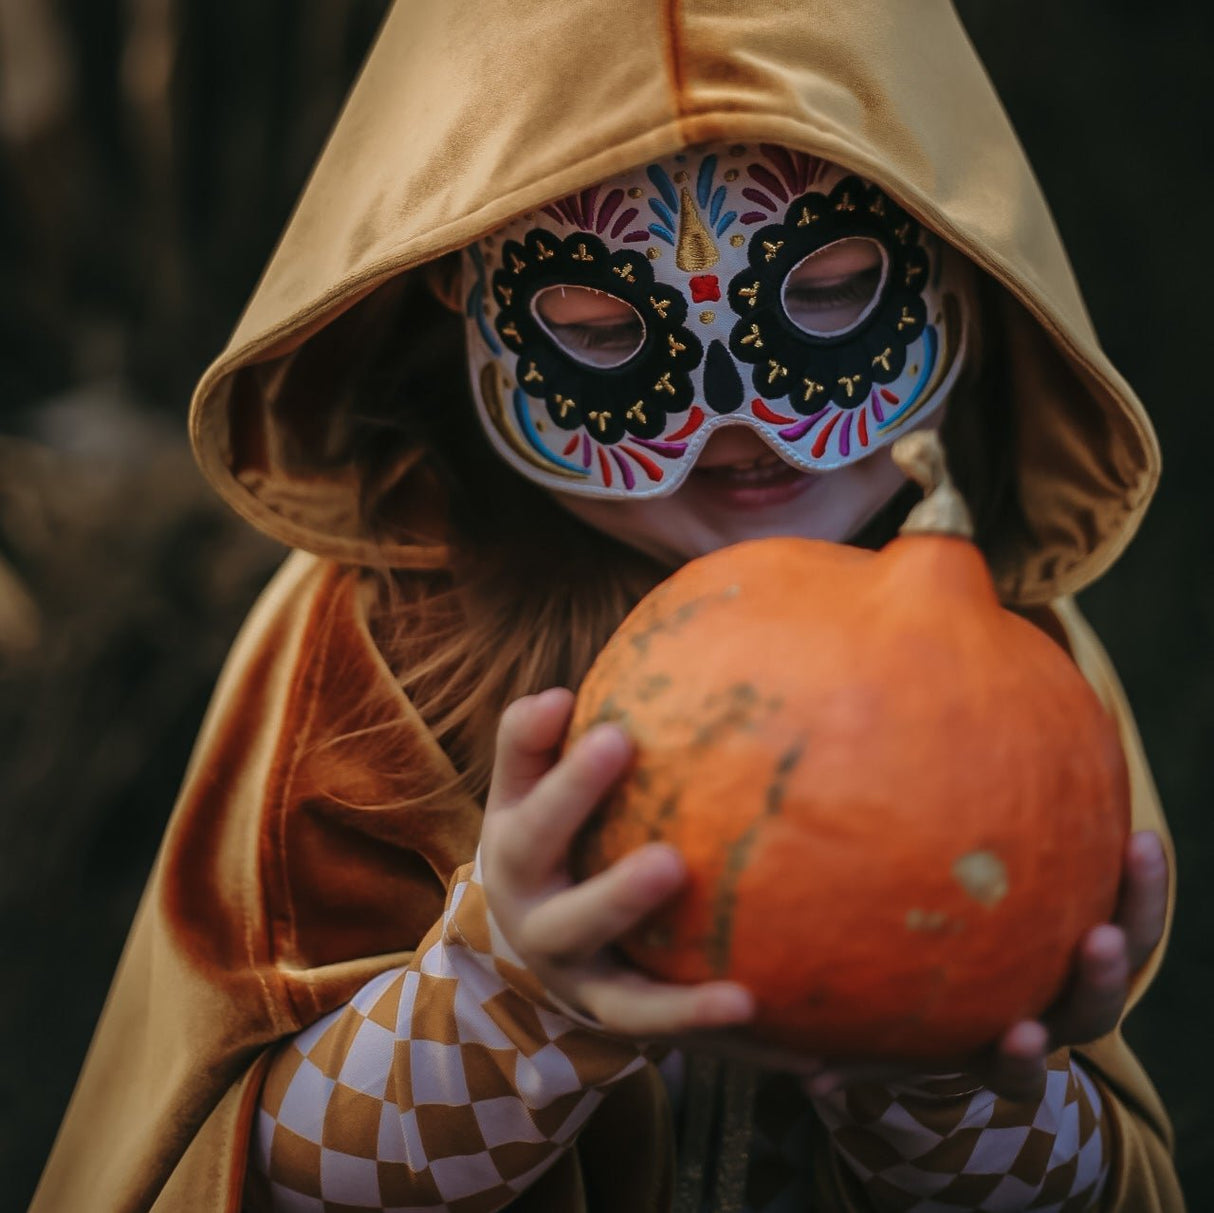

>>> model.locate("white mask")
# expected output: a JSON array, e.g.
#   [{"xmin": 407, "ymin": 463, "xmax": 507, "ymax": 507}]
[{"xmin": 462, "ymin": 142, "xmax": 972, "ymax": 501}]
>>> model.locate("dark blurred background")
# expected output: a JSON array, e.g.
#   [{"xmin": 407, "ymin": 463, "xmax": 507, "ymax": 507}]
[{"xmin": 1, "ymin": 2, "xmax": 1209, "ymax": 1209}]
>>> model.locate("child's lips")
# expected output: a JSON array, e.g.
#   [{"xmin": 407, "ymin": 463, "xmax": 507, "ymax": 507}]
[{"xmin": 690, "ymin": 454, "xmax": 819, "ymax": 508}]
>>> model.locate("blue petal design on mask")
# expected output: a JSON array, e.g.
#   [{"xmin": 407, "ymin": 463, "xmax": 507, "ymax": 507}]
[
  {"xmin": 697, "ymin": 156, "xmax": 717, "ymax": 208},
  {"xmin": 877, "ymin": 327, "xmax": 938, "ymax": 431},
  {"xmin": 715, "ymin": 210, "xmax": 738, "ymax": 236},
  {"xmin": 647, "ymin": 164, "xmax": 679, "ymax": 212},
  {"xmin": 513, "ymin": 389, "xmax": 590, "ymax": 475},
  {"xmin": 648, "ymin": 197, "xmax": 676, "ymax": 231},
  {"xmin": 710, "ymin": 185, "xmax": 726, "ymax": 225}
]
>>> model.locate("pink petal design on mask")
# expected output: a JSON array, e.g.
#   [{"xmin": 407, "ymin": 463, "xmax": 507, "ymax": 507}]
[
  {"xmin": 630, "ymin": 438, "xmax": 688, "ymax": 458},
  {"xmin": 740, "ymin": 211, "xmax": 769, "ymax": 225},
  {"xmin": 858, "ymin": 408, "xmax": 870, "ymax": 447},
  {"xmin": 751, "ymin": 397, "xmax": 797, "ymax": 425},
  {"xmin": 622, "ymin": 445, "xmax": 665, "ymax": 482},
  {"xmin": 742, "ymin": 187, "xmax": 777, "ymax": 211},
  {"xmin": 870, "ymin": 389, "xmax": 886, "ymax": 423},
  {"xmin": 581, "ymin": 434, "xmax": 593, "ymax": 468},
  {"xmin": 542, "ymin": 205, "xmax": 565, "ymax": 225},
  {"xmin": 596, "ymin": 189, "xmax": 625, "ymax": 233},
  {"xmin": 598, "ymin": 446, "xmax": 613, "ymax": 487},
  {"xmin": 664, "ymin": 406, "xmax": 705, "ymax": 442},
  {"xmin": 748, "ymin": 163, "xmax": 789, "ymax": 203},
  {"xmin": 563, "ymin": 435, "xmax": 580, "ymax": 457},
  {"xmin": 623, "ymin": 230, "xmax": 651, "ymax": 242},
  {"xmin": 611, "ymin": 207, "xmax": 640, "ymax": 239},
  {"xmin": 611, "ymin": 448, "xmax": 636, "ymax": 490},
  {"xmin": 557, "ymin": 197, "xmax": 580, "ymax": 226},
  {"xmin": 579, "ymin": 186, "xmax": 600, "ymax": 229},
  {"xmin": 760, "ymin": 144, "xmax": 800, "ymax": 194},
  {"xmin": 838, "ymin": 411, "xmax": 853, "ymax": 457},
  {"xmin": 778, "ymin": 406, "xmax": 831, "ymax": 443}
]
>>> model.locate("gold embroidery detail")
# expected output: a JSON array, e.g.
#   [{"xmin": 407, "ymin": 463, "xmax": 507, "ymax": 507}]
[
  {"xmin": 500, "ymin": 322, "xmax": 521, "ymax": 342},
  {"xmin": 894, "ymin": 222, "xmax": 913, "ymax": 245},
  {"xmin": 571, "ymin": 243, "xmax": 594, "ymax": 262},
  {"xmin": 729, "ymin": 233, "xmax": 745, "ymax": 247},
  {"xmin": 535, "ymin": 419, "xmax": 546, "ymax": 431},
  {"xmin": 797, "ymin": 206, "xmax": 818, "ymax": 227},
  {"xmin": 588, "ymin": 410, "xmax": 611, "ymax": 433},
  {"xmin": 699, "ymin": 310, "xmax": 716, "ymax": 324},
  {"xmin": 651, "ymin": 297, "xmax": 671, "ymax": 319},
  {"xmin": 724, "ymin": 169, "xmax": 740, "ymax": 182},
  {"xmin": 674, "ymin": 170, "xmax": 689, "ymax": 184},
  {"xmin": 626, "ymin": 401, "xmax": 648, "ymax": 424},
  {"xmin": 872, "ymin": 347, "xmax": 893, "ymax": 372},
  {"xmin": 554, "ymin": 394, "xmax": 576, "ymax": 418},
  {"xmin": 869, "ymin": 196, "xmax": 886, "ymax": 218},
  {"xmin": 668, "ymin": 334, "xmax": 687, "ymax": 357},
  {"xmin": 647, "ymin": 247, "xmax": 662, "ymax": 260},
  {"xmin": 740, "ymin": 323, "xmax": 764, "ymax": 349},
  {"xmin": 535, "ymin": 242, "xmax": 555, "ymax": 260},
  {"xmin": 762, "ymin": 239, "xmax": 784, "ymax": 263},
  {"xmin": 653, "ymin": 372, "xmax": 676, "ymax": 395},
  {"xmin": 628, "ymin": 186, "xmax": 644, "ymax": 199},
  {"xmin": 767, "ymin": 360, "xmax": 788, "ymax": 385},
  {"xmin": 896, "ymin": 306, "xmax": 916, "ymax": 332},
  {"xmin": 676, "ymin": 186, "xmax": 721, "ymax": 272},
  {"xmin": 905, "ymin": 263, "xmax": 925, "ymax": 285},
  {"xmin": 836, "ymin": 192, "xmax": 856, "ymax": 213},
  {"xmin": 803, "ymin": 378, "xmax": 826, "ymax": 402},
  {"xmin": 522, "ymin": 362, "xmax": 544, "ymax": 384},
  {"xmin": 496, "ymin": 284, "xmax": 514, "ymax": 306},
  {"xmin": 508, "ymin": 252, "xmax": 527, "ymax": 274},
  {"xmin": 738, "ymin": 282, "xmax": 760, "ymax": 308},
  {"xmin": 838, "ymin": 374, "xmax": 864, "ymax": 398},
  {"xmin": 614, "ymin": 262, "xmax": 638, "ymax": 284}
]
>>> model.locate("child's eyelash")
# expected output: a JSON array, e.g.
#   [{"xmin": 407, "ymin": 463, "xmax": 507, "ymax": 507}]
[
  {"xmin": 786, "ymin": 269, "xmax": 883, "ymax": 309},
  {"xmin": 549, "ymin": 322, "xmax": 643, "ymax": 350}
]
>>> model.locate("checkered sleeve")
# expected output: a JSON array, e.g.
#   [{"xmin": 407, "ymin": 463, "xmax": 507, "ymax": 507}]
[
  {"xmin": 248, "ymin": 853, "xmax": 647, "ymax": 1212},
  {"xmin": 810, "ymin": 1051, "xmax": 1110, "ymax": 1211}
]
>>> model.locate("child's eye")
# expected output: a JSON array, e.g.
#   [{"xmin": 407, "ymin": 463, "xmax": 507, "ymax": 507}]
[
  {"xmin": 781, "ymin": 237, "xmax": 889, "ymax": 337},
  {"xmin": 533, "ymin": 285, "xmax": 645, "ymax": 368}
]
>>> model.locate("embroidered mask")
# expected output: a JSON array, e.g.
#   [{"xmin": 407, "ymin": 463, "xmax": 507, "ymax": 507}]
[{"xmin": 462, "ymin": 143, "xmax": 972, "ymax": 498}]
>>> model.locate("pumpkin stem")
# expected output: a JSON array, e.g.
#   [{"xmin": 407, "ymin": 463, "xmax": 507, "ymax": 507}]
[{"xmin": 892, "ymin": 431, "xmax": 975, "ymax": 539}]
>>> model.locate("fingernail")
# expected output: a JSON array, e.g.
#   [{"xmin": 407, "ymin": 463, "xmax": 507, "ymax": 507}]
[{"xmin": 706, "ymin": 985, "xmax": 755, "ymax": 1024}]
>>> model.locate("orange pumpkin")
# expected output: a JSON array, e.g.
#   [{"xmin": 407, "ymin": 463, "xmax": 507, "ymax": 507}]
[{"xmin": 570, "ymin": 433, "xmax": 1130, "ymax": 1064}]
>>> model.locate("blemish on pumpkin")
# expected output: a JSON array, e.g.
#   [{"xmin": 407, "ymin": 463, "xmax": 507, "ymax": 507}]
[
  {"xmin": 765, "ymin": 740, "xmax": 806, "ymax": 816},
  {"xmin": 905, "ymin": 908, "xmax": 949, "ymax": 933},
  {"xmin": 952, "ymin": 850, "xmax": 1009, "ymax": 907},
  {"xmin": 636, "ymin": 673, "xmax": 672, "ymax": 702},
  {"xmin": 591, "ymin": 695, "xmax": 633, "ymax": 731}
]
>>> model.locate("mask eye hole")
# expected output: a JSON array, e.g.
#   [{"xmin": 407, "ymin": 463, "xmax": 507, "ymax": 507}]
[
  {"xmin": 533, "ymin": 285, "xmax": 646, "ymax": 368},
  {"xmin": 781, "ymin": 237, "xmax": 889, "ymax": 337}
]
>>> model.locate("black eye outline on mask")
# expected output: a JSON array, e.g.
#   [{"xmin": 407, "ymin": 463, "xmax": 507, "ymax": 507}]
[
  {"xmin": 491, "ymin": 230, "xmax": 702, "ymax": 446},
  {"xmin": 726, "ymin": 176, "xmax": 929, "ymax": 412}
]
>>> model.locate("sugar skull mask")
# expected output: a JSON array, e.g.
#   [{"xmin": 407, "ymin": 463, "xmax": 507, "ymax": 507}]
[{"xmin": 463, "ymin": 143, "xmax": 972, "ymax": 498}]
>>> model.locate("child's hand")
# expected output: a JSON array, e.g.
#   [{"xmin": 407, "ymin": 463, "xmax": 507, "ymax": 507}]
[
  {"xmin": 801, "ymin": 829, "xmax": 1170, "ymax": 1102},
  {"xmin": 479, "ymin": 687, "xmax": 756, "ymax": 1039}
]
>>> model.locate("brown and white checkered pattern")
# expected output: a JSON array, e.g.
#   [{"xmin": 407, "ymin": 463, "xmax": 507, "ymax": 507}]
[
  {"xmin": 810, "ymin": 1051, "xmax": 1109, "ymax": 1212},
  {"xmin": 250, "ymin": 856, "xmax": 646, "ymax": 1212}
]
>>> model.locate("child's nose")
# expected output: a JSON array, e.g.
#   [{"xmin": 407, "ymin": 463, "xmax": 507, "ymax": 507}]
[{"xmin": 695, "ymin": 425, "xmax": 778, "ymax": 469}]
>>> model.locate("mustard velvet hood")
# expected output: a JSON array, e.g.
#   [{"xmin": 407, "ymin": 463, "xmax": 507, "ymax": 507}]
[{"xmin": 188, "ymin": 0, "xmax": 1159, "ymax": 605}]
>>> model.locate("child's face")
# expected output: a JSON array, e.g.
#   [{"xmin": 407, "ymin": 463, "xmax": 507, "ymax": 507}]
[{"xmin": 460, "ymin": 142, "xmax": 973, "ymax": 560}]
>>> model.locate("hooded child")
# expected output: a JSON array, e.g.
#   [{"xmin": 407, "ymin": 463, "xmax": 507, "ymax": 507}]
[{"xmin": 33, "ymin": 2, "xmax": 1182, "ymax": 1211}]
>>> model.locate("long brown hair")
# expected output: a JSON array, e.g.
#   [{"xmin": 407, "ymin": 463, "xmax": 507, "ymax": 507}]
[{"xmin": 349, "ymin": 262, "xmax": 1025, "ymax": 806}]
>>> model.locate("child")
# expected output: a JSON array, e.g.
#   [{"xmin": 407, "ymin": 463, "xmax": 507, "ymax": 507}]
[{"xmin": 33, "ymin": 1, "xmax": 1182, "ymax": 1210}]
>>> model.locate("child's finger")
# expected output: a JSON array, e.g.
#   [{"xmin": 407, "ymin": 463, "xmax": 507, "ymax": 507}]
[
  {"xmin": 517, "ymin": 843, "xmax": 685, "ymax": 963},
  {"xmin": 485, "ymin": 688, "xmax": 575, "ymax": 810},
  {"xmin": 1118, "ymin": 831, "xmax": 1169, "ymax": 972},
  {"xmin": 985, "ymin": 1020, "xmax": 1049, "ymax": 1101},
  {"xmin": 495, "ymin": 723, "xmax": 633, "ymax": 883},
  {"xmin": 1046, "ymin": 924, "xmax": 1130, "ymax": 1046},
  {"xmin": 577, "ymin": 971, "xmax": 754, "ymax": 1038}
]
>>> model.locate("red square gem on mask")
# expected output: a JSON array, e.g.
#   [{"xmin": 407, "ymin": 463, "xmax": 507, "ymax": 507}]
[{"xmin": 689, "ymin": 275, "xmax": 721, "ymax": 303}]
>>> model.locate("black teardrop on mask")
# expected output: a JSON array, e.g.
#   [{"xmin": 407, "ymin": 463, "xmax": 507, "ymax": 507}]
[{"xmin": 703, "ymin": 339, "xmax": 744, "ymax": 414}]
